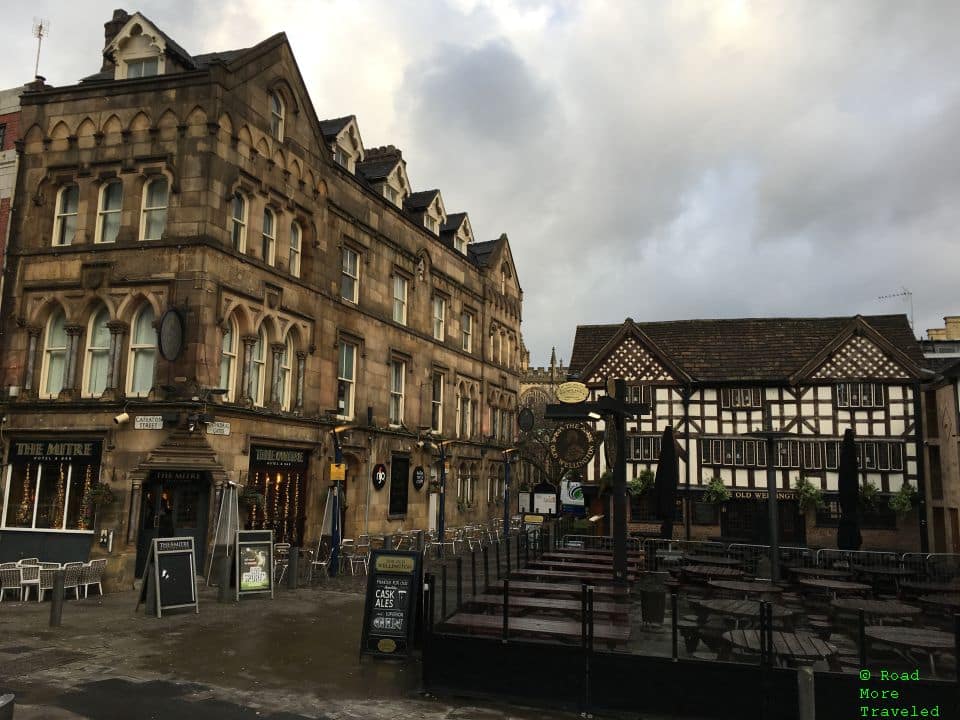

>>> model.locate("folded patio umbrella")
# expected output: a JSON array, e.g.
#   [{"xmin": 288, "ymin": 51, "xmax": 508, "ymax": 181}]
[
  {"xmin": 837, "ymin": 427, "xmax": 862, "ymax": 550},
  {"xmin": 653, "ymin": 425, "xmax": 679, "ymax": 539}
]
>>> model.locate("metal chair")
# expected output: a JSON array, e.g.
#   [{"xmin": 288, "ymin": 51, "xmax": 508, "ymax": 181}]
[
  {"xmin": 16, "ymin": 558, "xmax": 39, "ymax": 566},
  {"xmin": 19, "ymin": 564, "xmax": 39, "ymax": 601},
  {"xmin": 274, "ymin": 543, "xmax": 291, "ymax": 583},
  {"xmin": 36, "ymin": 569, "xmax": 56, "ymax": 602},
  {"xmin": 80, "ymin": 559, "xmax": 107, "ymax": 598},
  {"xmin": 62, "ymin": 562, "xmax": 83, "ymax": 600},
  {"xmin": 0, "ymin": 567, "xmax": 22, "ymax": 602},
  {"xmin": 309, "ymin": 539, "xmax": 332, "ymax": 582}
]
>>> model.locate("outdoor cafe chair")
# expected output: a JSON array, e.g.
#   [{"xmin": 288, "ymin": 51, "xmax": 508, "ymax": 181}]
[
  {"xmin": 36, "ymin": 569, "xmax": 56, "ymax": 602},
  {"xmin": 309, "ymin": 540, "xmax": 331, "ymax": 582},
  {"xmin": 0, "ymin": 562, "xmax": 16, "ymax": 570},
  {"xmin": 273, "ymin": 543, "xmax": 291, "ymax": 583},
  {"xmin": 80, "ymin": 559, "xmax": 107, "ymax": 598},
  {"xmin": 440, "ymin": 529, "xmax": 460, "ymax": 557},
  {"xmin": 0, "ymin": 567, "xmax": 22, "ymax": 602},
  {"xmin": 16, "ymin": 557, "xmax": 39, "ymax": 566},
  {"xmin": 62, "ymin": 562, "xmax": 83, "ymax": 600},
  {"xmin": 39, "ymin": 562, "xmax": 60, "ymax": 570},
  {"xmin": 19, "ymin": 564, "xmax": 39, "ymax": 600}
]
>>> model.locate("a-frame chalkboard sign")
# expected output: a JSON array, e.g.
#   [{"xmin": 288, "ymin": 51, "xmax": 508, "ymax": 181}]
[
  {"xmin": 359, "ymin": 549, "xmax": 422, "ymax": 660},
  {"xmin": 136, "ymin": 536, "xmax": 199, "ymax": 618}
]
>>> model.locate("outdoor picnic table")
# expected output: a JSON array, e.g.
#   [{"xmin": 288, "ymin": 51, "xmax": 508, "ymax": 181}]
[
  {"xmin": 916, "ymin": 593, "xmax": 960, "ymax": 613},
  {"xmin": 721, "ymin": 629, "xmax": 840, "ymax": 668},
  {"xmin": 798, "ymin": 578, "xmax": 871, "ymax": 597},
  {"xmin": 488, "ymin": 579, "xmax": 631, "ymax": 599},
  {"xmin": 468, "ymin": 593, "xmax": 630, "ymax": 620},
  {"xmin": 691, "ymin": 598, "xmax": 794, "ymax": 627},
  {"xmin": 559, "ymin": 547, "xmax": 644, "ymax": 558},
  {"xmin": 530, "ymin": 560, "xmax": 639, "ymax": 574},
  {"xmin": 683, "ymin": 554, "xmax": 741, "ymax": 567},
  {"xmin": 850, "ymin": 565, "xmax": 915, "ymax": 590},
  {"xmin": 899, "ymin": 579, "xmax": 960, "ymax": 594},
  {"xmin": 789, "ymin": 567, "xmax": 851, "ymax": 580},
  {"xmin": 707, "ymin": 580, "xmax": 784, "ymax": 598},
  {"xmin": 864, "ymin": 626, "xmax": 955, "ymax": 676},
  {"xmin": 511, "ymin": 568, "xmax": 639, "ymax": 583},
  {"xmin": 829, "ymin": 598, "xmax": 921, "ymax": 624},
  {"xmin": 440, "ymin": 612, "xmax": 631, "ymax": 645},
  {"xmin": 681, "ymin": 564, "xmax": 745, "ymax": 581},
  {"xmin": 542, "ymin": 552, "xmax": 643, "ymax": 565}
]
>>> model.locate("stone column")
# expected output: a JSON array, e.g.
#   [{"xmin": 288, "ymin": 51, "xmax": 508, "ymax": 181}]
[
  {"xmin": 23, "ymin": 326, "xmax": 41, "ymax": 393},
  {"xmin": 239, "ymin": 335, "xmax": 257, "ymax": 404},
  {"xmin": 105, "ymin": 321, "xmax": 129, "ymax": 397},
  {"xmin": 294, "ymin": 351, "xmax": 307, "ymax": 415},
  {"xmin": 269, "ymin": 342, "xmax": 284, "ymax": 407},
  {"xmin": 61, "ymin": 324, "xmax": 84, "ymax": 398},
  {"xmin": 126, "ymin": 481, "xmax": 142, "ymax": 546}
]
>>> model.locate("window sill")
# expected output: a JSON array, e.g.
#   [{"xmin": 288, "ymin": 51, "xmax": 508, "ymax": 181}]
[
  {"xmin": 0, "ymin": 527, "xmax": 95, "ymax": 534},
  {"xmin": 386, "ymin": 514, "xmax": 406, "ymax": 521}
]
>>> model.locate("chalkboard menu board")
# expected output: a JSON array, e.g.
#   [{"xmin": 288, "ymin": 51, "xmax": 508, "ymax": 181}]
[
  {"xmin": 360, "ymin": 550, "xmax": 422, "ymax": 659},
  {"xmin": 137, "ymin": 536, "xmax": 199, "ymax": 618},
  {"xmin": 236, "ymin": 529, "xmax": 274, "ymax": 601}
]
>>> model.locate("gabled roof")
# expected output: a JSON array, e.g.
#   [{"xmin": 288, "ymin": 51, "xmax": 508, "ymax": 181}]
[
  {"xmin": 468, "ymin": 239, "xmax": 499, "ymax": 268},
  {"xmin": 405, "ymin": 189, "xmax": 440, "ymax": 212},
  {"xmin": 319, "ymin": 115, "xmax": 355, "ymax": 142},
  {"xmin": 568, "ymin": 315, "xmax": 922, "ymax": 384},
  {"xmin": 442, "ymin": 212, "xmax": 468, "ymax": 233},
  {"xmin": 81, "ymin": 47, "xmax": 248, "ymax": 83}
]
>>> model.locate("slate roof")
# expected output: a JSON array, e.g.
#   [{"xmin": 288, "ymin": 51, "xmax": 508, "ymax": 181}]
[
  {"xmin": 442, "ymin": 213, "xmax": 468, "ymax": 233},
  {"xmin": 81, "ymin": 47, "xmax": 249, "ymax": 84},
  {"xmin": 404, "ymin": 190, "xmax": 440, "ymax": 212},
  {"xmin": 356, "ymin": 157, "xmax": 399, "ymax": 182},
  {"xmin": 568, "ymin": 315, "xmax": 923, "ymax": 383},
  {"xmin": 318, "ymin": 115, "xmax": 354, "ymax": 141},
  {"xmin": 468, "ymin": 239, "xmax": 498, "ymax": 268}
]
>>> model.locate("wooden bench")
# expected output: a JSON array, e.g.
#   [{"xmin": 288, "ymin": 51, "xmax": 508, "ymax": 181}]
[
  {"xmin": 467, "ymin": 593, "xmax": 631, "ymax": 620},
  {"xmin": 511, "ymin": 568, "xmax": 639, "ymax": 583},
  {"xmin": 487, "ymin": 579, "xmax": 630, "ymax": 599},
  {"xmin": 439, "ymin": 611, "xmax": 631, "ymax": 645}
]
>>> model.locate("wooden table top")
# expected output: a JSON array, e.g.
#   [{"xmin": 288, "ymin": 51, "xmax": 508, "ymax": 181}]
[
  {"xmin": 723, "ymin": 630, "xmax": 838, "ymax": 662},
  {"xmin": 682, "ymin": 564, "xmax": 745, "ymax": 579},
  {"xmin": 683, "ymin": 554, "xmax": 742, "ymax": 566},
  {"xmin": 708, "ymin": 580, "xmax": 784, "ymax": 595},
  {"xmin": 692, "ymin": 598, "xmax": 794, "ymax": 620},
  {"xmin": 488, "ymin": 580, "xmax": 630, "ymax": 598},
  {"xmin": 917, "ymin": 593, "xmax": 960, "ymax": 609},
  {"xmin": 469, "ymin": 593, "xmax": 630, "ymax": 617},
  {"xmin": 830, "ymin": 598, "xmax": 921, "ymax": 617},
  {"xmin": 789, "ymin": 567, "xmax": 851, "ymax": 579},
  {"xmin": 798, "ymin": 578, "xmax": 871, "ymax": 593},
  {"xmin": 542, "ymin": 552, "xmax": 643, "ymax": 565},
  {"xmin": 440, "ymin": 612, "xmax": 631, "ymax": 642},
  {"xmin": 850, "ymin": 565, "xmax": 915, "ymax": 577},
  {"xmin": 864, "ymin": 626, "xmax": 955, "ymax": 650}
]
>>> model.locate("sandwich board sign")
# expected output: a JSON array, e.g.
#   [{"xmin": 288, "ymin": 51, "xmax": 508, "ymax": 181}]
[
  {"xmin": 360, "ymin": 550, "xmax": 422, "ymax": 659},
  {"xmin": 136, "ymin": 536, "xmax": 199, "ymax": 618},
  {"xmin": 236, "ymin": 529, "xmax": 274, "ymax": 601}
]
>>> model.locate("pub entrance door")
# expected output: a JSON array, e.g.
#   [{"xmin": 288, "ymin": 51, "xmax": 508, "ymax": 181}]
[
  {"xmin": 720, "ymin": 499, "xmax": 805, "ymax": 545},
  {"xmin": 135, "ymin": 470, "xmax": 211, "ymax": 577}
]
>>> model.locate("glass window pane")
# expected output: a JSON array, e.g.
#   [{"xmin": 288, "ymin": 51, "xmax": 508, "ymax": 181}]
[
  {"xmin": 146, "ymin": 178, "xmax": 168, "ymax": 207},
  {"xmin": 4, "ymin": 463, "xmax": 37, "ymax": 527},
  {"xmin": 135, "ymin": 306, "xmax": 156, "ymax": 343},
  {"xmin": 61, "ymin": 186, "xmax": 78, "ymax": 213},
  {"xmin": 34, "ymin": 462, "xmax": 68, "ymax": 529},
  {"xmin": 131, "ymin": 349, "xmax": 155, "ymax": 394},
  {"xmin": 103, "ymin": 182, "xmax": 122, "ymax": 210}
]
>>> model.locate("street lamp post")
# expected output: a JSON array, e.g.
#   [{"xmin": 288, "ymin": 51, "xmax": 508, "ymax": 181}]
[
  {"xmin": 329, "ymin": 425, "xmax": 351, "ymax": 577},
  {"xmin": 745, "ymin": 404, "xmax": 791, "ymax": 583},
  {"xmin": 437, "ymin": 439, "xmax": 447, "ymax": 559},
  {"xmin": 502, "ymin": 448, "xmax": 517, "ymax": 563}
]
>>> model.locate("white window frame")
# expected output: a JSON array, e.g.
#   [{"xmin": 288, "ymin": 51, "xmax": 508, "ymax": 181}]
[
  {"xmin": 262, "ymin": 208, "xmax": 276, "ymax": 265},
  {"xmin": 95, "ymin": 180, "xmax": 122, "ymax": 244},
  {"xmin": 126, "ymin": 305, "xmax": 157, "ymax": 397},
  {"xmin": 337, "ymin": 340, "xmax": 357, "ymax": 419},
  {"xmin": 250, "ymin": 329, "xmax": 267, "ymax": 407},
  {"xmin": 219, "ymin": 317, "xmax": 238, "ymax": 402},
  {"xmin": 389, "ymin": 359, "xmax": 405, "ymax": 426},
  {"xmin": 53, "ymin": 185, "xmax": 79, "ymax": 246},
  {"xmin": 454, "ymin": 235, "xmax": 466, "ymax": 254},
  {"xmin": 432, "ymin": 296, "xmax": 446, "ymax": 341},
  {"xmin": 82, "ymin": 307, "xmax": 111, "ymax": 398},
  {"xmin": 461, "ymin": 312, "xmax": 473, "ymax": 352},
  {"xmin": 392, "ymin": 275, "xmax": 408, "ymax": 325},
  {"xmin": 341, "ymin": 247, "xmax": 359, "ymax": 303},
  {"xmin": 383, "ymin": 184, "xmax": 398, "ymax": 205},
  {"xmin": 40, "ymin": 309, "xmax": 68, "ymax": 399},
  {"xmin": 424, "ymin": 215, "xmax": 437, "ymax": 234},
  {"xmin": 139, "ymin": 177, "xmax": 168, "ymax": 241},
  {"xmin": 431, "ymin": 371, "xmax": 444, "ymax": 434},
  {"xmin": 333, "ymin": 146, "xmax": 349, "ymax": 167},
  {"xmin": 289, "ymin": 222, "xmax": 302, "ymax": 278},
  {"xmin": 231, "ymin": 192, "xmax": 248, "ymax": 252},
  {"xmin": 269, "ymin": 91, "xmax": 285, "ymax": 142},
  {"xmin": 126, "ymin": 56, "xmax": 160, "ymax": 79},
  {"xmin": 279, "ymin": 337, "xmax": 293, "ymax": 411}
]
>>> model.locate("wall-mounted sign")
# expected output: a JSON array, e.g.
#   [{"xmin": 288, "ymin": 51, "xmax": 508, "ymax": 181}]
[
  {"xmin": 135, "ymin": 415, "xmax": 164, "ymax": 430},
  {"xmin": 729, "ymin": 490, "xmax": 798, "ymax": 501},
  {"xmin": 372, "ymin": 463, "xmax": 387, "ymax": 490},
  {"xmin": 412, "ymin": 466, "xmax": 425, "ymax": 491},
  {"xmin": 158, "ymin": 309, "xmax": 185, "ymax": 362},
  {"xmin": 550, "ymin": 423, "xmax": 597, "ymax": 469},
  {"xmin": 557, "ymin": 381, "xmax": 589, "ymax": 404},
  {"xmin": 10, "ymin": 439, "xmax": 102, "ymax": 462},
  {"xmin": 206, "ymin": 421, "xmax": 231, "ymax": 436},
  {"xmin": 236, "ymin": 529, "xmax": 274, "ymax": 600},
  {"xmin": 250, "ymin": 446, "xmax": 309, "ymax": 470},
  {"xmin": 360, "ymin": 550, "xmax": 422, "ymax": 659},
  {"xmin": 330, "ymin": 463, "xmax": 346, "ymax": 482}
]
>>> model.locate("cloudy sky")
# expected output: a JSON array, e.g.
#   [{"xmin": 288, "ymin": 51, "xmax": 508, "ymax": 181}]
[{"xmin": 2, "ymin": 1, "xmax": 958, "ymax": 365}]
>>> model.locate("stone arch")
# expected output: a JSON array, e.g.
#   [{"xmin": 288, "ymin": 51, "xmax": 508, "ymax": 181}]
[
  {"xmin": 129, "ymin": 111, "xmax": 151, "ymax": 133},
  {"xmin": 266, "ymin": 77, "xmax": 301, "ymax": 115},
  {"xmin": 305, "ymin": 169, "xmax": 316, "ymax": 192},
  {"xmin": 254, "ymin": 314, "xmax": 280, "ymax": 344},
  {"xmin": 272, "ymin": 148, "xmax": 286, "ymax": 170},
  {"xmin": 76, "ymin": 118, "xmax": 97, "ymax": 149},
  {"xmin": 116, "ymin": 291, "xmax": 161, "ymax": 325},
  {"xmin": 283, "ymin": 323, "xmax": 303, "ymax": 349},
  {"xmin": 221, "ymin": 299, "xmax": 255, "ymax": 337},
  {"xmin": 50, "ymin": 120, "xmax": 70, "ymax": 139},
  {"xmin": 185, "ymin": 105, "xmax": 207, "ymax": 138},
  {"xmin": 316, "ymin": 178, "xmax": 328, "ymax": 198},
  {"xmin": 23, "ymin": 123, "xmax": 44, "ymax": 152},
  {"xmin": 289, "ymin": 157, "xmax": 302, "ymax": 182},
  {"xmin": 218, "ymin": 112, "xmax": 233, "ymax": 135},
  {"xmin": 157, "ymin": 108, "xmax": 179, "ymax": 140},
  {"xmin": 76, "ymin": 293, "xmax": 118, "ymax": 327},
  {"xmin": 236, "ymin": 125, "xmax": 252, "ymax": 159},
  {"xmin": 102, "ymin": 114, "xmax": 123, "ymax": 138},
  {"xmin": 28, "ymin": 297, "xmax": 69, "ymax": 329},
  {"xmin": 255, "ymin": 137, "xmax": 270, "ymax": 159}
]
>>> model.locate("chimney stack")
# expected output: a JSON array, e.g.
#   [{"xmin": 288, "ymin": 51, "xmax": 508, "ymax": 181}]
[{"xmin": 101, "ymin": 9, "xmax": 130, "ymax": 72}]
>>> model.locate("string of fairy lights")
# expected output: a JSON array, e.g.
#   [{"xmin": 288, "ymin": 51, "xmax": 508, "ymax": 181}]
[{"xmin": 248, "ymin": 468, "xmax": 304, "ymax": 544}]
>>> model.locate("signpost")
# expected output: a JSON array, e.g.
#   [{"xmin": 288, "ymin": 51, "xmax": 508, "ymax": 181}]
[
  {"xmin": 236, "ymin": 529, "xmax": 274, "ymax": 601},
  {"xmin": 137, "ymin": 537, "xmax": 199, "ymax": 618},
  {"xmin": 360, "ymin": 550, "xmax": 422, "ymax": 659}
]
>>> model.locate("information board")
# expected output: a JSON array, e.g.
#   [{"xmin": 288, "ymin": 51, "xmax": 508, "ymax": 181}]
[
  {"xmin": 236, "ymin": 529, "xmax": 274, "ymax": 600},
  {"xmin": 137, "ymin": 536, "xmax": 199, "ymax": 618},
  {"xmin": 360, "ymin": 550, "xmax": 422, "ymax": 659}
]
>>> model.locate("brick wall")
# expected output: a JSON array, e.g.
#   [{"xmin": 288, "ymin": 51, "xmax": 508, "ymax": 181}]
[
  {"xmin": 0, "ymin": 109, "xmax": 19, "ymax": 150},
  {"xmin": 0, "ymin": 197, "xmax": 10, "ymax": 257}
]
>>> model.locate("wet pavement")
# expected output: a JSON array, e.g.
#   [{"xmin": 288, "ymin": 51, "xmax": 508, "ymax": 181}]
[{"xmin": 0, "ymin": 575, "xmax": 600, "ymax": 720}]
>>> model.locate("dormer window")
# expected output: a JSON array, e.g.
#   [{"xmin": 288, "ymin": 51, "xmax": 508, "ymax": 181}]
[
  {"xmin": 269, "ymin": 92, "xmax": 285, "ymax": 141},
  {"xmin": 425, "ymin": 216, "xmax": 438, "ymax": 234},
  {"xmin": 333, "ymin": 146, "xmax": 349, "ymax": 167},
  {"xmin": 454, "ymin": 236, "xmax": 466, "ymax": 254},
  {"xmin": 127, "ymin": 57, "xmax": 159, "ymax": 78},
  {"xmin": 383, "ymin": 185, "xmax": 398, "ymax": 205},
  {"xmin": 109, "ymin": 18, "xmax": 168, "ymax": 80}
]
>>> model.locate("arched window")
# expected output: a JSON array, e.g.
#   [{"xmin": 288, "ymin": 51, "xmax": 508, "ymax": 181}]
[
  {"xmin": 41, "ymin": 309, "xmax": 68, "ymax": 398},
  {"xmin": 289, "ymin": 222, "xmax": 302, "ymax": 278},
  {"xmin": 96, "ymin": 181, "xmax": 122, "ymax": 244},
  {"xmin": 53, "ymin": 185, "xmax": 79, "ymax": 246},
  {"xmin": 231, "ymin": 192, "xmax": 247, "ymax": 252},
  {"xmin": 127, "ymin": 305, "xmax": 156, "ymax": 397},
  {"xmin": 219, "ymin": 317, "xmax": 238, "ymax": 401},
  {"xmin": 83, "ymin": 307, "xmax": 111, "ymax": 397},
  {"xmin": 278, "ymin": 337, "xmax": 293, "ymax": 411},
  {"xmin": 140, "ymin": 177, "xmax": 168, "ymax": 241},
  {"xmin": 269, "ymin": 91, "xmax": 284, "ymax": 141},
  {"xmin": 249, "ymin": 328, "xmax": 266, "ymax": 406},
  {"xmin": 261, "ymin": 208, "xmax": 276, "ymax": 265}
]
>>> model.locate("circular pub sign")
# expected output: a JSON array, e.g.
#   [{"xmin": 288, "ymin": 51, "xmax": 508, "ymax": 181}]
[
  {"xmin": 372, "ymin": 463, "xmax": 387, "ymax": 490},
  {"xmin": 550, "ymin": 423, "xmax": 597, "ymax": 470},
  {"xmin": 412, "ymin": 466, "xmax": 426, "ymax": 491}
]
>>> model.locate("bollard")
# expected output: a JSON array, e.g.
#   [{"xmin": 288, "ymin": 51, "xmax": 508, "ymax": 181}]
[
  {"xmin": 217, "ymin": 554, "xmax": 232, "ymax": 603},
  {"xmin": 0, "ymin": 693, "xmax": 14, "ymax": 720},
  {"xmin": 49, "ymin": 569, "xmax": 65, "ymax": 627},
  {"xmin": 456, "ymin": 558, "xmax": 463, "ymax": 610},
  {"xmin": 287, "ymin": 549, "xmax": 299, "ymax": 590},
  {"xmin": 495, "ymin": 542, "xmax": 502, "ymax": 579},
  {"xmin": 797, "ymin": 664, "xmax": 815, "ymax": 720},
  {"xmin": 441, "ymin": 564, "xmax": 448, "ymax": 620},
  {"xmin": 483, "ymin": 548, "xmax": 490, "ymax": 591},
  {"xmin": 471, "ymin": 551, "xmax": 477, "ymax": 597},
  {"xmin": 671, "ymin": 593, "xmax": 679, "ymax": 660}
]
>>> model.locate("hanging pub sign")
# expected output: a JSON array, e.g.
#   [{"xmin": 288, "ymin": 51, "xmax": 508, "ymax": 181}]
[
  {"xmin": 549, "ymin": 423, "xmax": 597, "ymax": 470},
  {"xmin": 136, "ymin": 536, "xmax": 199, "ymax": 618},
  {"xmin": 412, "ymin": 466, "xmax": 425, "ymax": 491},
  {"xmin": 372, "ymin": 464, "xmax": 387, "ymax": 491},
  {"xmin": 236, "ymin": 529, "xmax": 274, "ymax": 601},
  {"xmin": 603, "ymin": 421, "xmax": 619, "ymax": 468},
  {"xmin": 556, "ymin": 381, "xmax": 589, "ymax": 404},
  {"xmin": 360, "ymin": 550, "xmax": 422, "ymax": 659}
]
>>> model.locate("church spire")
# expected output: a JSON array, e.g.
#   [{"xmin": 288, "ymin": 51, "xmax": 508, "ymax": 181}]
[{"xmin": 549, "ymin": 347, "xmax": 557, "ymax": 380}]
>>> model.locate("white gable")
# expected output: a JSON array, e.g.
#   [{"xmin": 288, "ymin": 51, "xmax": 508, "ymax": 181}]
[
  {"xmin": 811, "ymin": 335, "xmax": 909, "ymax": 380},
  {"xmin": 586, "ymin": 336, "xmax": 674, "ymax": 384}
]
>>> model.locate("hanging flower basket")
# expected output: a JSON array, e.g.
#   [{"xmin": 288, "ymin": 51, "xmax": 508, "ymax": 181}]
[{"xmin": 83, "ymin": 483, "xmax": 116, "ymax": 509}]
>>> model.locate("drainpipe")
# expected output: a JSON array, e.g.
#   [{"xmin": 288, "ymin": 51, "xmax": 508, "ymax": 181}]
[{"xmin": 913, "ymin": 381, "xmax": 929, "ymax": 553}]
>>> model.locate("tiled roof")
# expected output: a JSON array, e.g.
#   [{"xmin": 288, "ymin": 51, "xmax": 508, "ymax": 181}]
[
  {"xmin": 318, "ymin": 115, "xmax": 354, "ymax": 141},
  {"xmin": 136, "ymin": 11, "xmax": 198, "ymax": 69},
  {"xmin": 404, "ymin": 190, "xmax": 439, "ymax": 211},
  {"xmin": 442, "ymin": 213, "xmax": 467, "ymax": 233},
  {"xmin": 568, "ymin": 315, "xmax": 923, "ymax": 383},
  {"xmin": 468, "ymin": 239, "xmax": 498, "ymax": 268},
  {"xmin": 81, "ymin": 47, "xmax": 248, "ymax": 84},
  {"xmin": 356, "ymin": 157, "xmax": 399, "ymax": 182}
]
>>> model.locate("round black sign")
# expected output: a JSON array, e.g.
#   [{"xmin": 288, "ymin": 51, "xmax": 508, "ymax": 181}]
[
  {"xmin": 550, "ymin": 423, "xmax": 596, "ymax": 470},
  {"xmin": 372, "ymin": 463, "xmax": 387, "ymax": 490},
  {"xmin": 158, "ymin": 309, "xmax": 185, "ymax": 362},
  {"xmin": 604, "ymin": 421, "xmax": 619, "ymax": 468},
  {"xmin": 518, "ymin": 407, "xmax": 535, "ymax": 432},
  {"xmin": 412, "ymin": 466, "xmax": 425, "ymax": 491}
]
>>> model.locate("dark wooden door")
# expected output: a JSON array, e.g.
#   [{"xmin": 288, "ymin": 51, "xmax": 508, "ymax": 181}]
[{"xmin": 135, "ymin": 479, "xmax": 209, "ymax": 577}]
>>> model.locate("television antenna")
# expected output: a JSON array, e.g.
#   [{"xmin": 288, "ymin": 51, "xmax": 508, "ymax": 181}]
[
  {"xmin": 878, "ymin": 287, "xmax": 914, "ymax": 331},
  {"xmin": 32, "ymin": 18, "xmax": 50, "ymax": 79}
]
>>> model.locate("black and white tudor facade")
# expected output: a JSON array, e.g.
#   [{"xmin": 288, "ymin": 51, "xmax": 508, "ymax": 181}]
[{"xmin": 567, "ymin": 314, "xmax": 926, "ymax": 551}]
